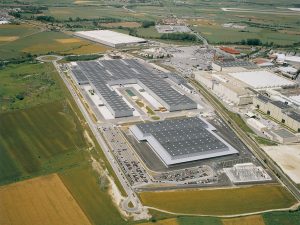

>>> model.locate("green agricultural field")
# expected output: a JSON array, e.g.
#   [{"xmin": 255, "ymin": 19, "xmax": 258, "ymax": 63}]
[
  {"xmin": 0, "ymin": 62, "xmax": 64, "ymax": 112},
  {"xmin": 177, "ymin": 216, "xmax": 222, "ymax": 225},
  {"xmin": 0, "ymin": 25, "xmax": 107, "ymax": 59},
  {"xmin": 136, "ymin": 26, "xmax": 161, "ymax": 39},
  {"xmin": 0, "ymin": 100, "xmax": 89, "ymax": 185},
  {"xmin": 193, "ymin": 25, "xmax": 300, "ymax": 46},
  {"xmin": 140, "ymin": 185, "xmax": 297, "ymax": 215},
  {"xmin": 263, "ymin": 210, "xmax": 300, "ymax": 225},
  {"xmin": 59, "ymin": 165, "xmax": 127, "ymax": 225},
  {"xmin": 0, "ymin": 24, "xmax": 39, "ymax": 40},
  {"xmin": 44, "ymin": 6, "xmax": 151, "ymax": 21}
]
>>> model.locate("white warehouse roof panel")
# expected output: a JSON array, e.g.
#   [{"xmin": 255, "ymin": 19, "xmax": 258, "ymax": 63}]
[
  {"xmin": 228, "ymin": 71, "xmax": 296, "ymax": 89},
  {"xmin": 75, "ymin": 30, "xmax": 146, "ymax": 47}
]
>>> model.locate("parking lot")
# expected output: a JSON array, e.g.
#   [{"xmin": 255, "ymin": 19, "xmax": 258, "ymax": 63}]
[
  {"xmin": 162, "ymin": 46, "xmax": 215, "ymax": 76},
  {"xmin": 100, "ymin": 125, "xmax": 151, "ymax": 187},
  {"xmin": 153, "ymin": 165, "xmax": 216, "ymax": 185}
]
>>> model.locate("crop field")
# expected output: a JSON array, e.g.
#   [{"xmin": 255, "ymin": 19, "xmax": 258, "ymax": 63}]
[
  {"xmin": 59, "ymin": 164, "xmax": 127, "ymax": 225},
  {"xmin": 55, "ymin": 38, "xmax": 82, "ymax": 43},
  {"xmin": 137, "ymin": 218, "xmax": 179, "ymax": 225},
  {"xmin": 222, "ymin": 215, "xmax": 265, "ymax": 225},
  {"xmin": 0, "ymin": 173, "xmax": 91, "ymax": 225},
  {"xmin": 0, "ymin": 59, "xmax": 127, "ymax": 225},
  {"xmin": 140, "ymin": 210, "xmax": 300, "ymax": 225},
  {"xmin": 137, "ymin": 26, "xmax": 161, "ymax": 39},
  {"xmin": 63, "ymin": 43, "xmax": 110, "ymax": 54},
  {"xmin": 139, "ymin": 185, "xmax": 296, "ymax": 215},
  {"xmin": 101, "ymin": 22, "xmax": 141, "ymax": 28},
  {"xmin": 0, "ymin": 25, "xmax": 108, "ymax": 59},
  {"xmin": 45, "ymin": 6, "xmax": 151, "ymax": 20},
  {"xmin": 137, "ymin": 217, "xmax": 223, "ymax": 225},
  {"xmin": 0, "ymin": 100, "xmax": 90, "ymax": 185},
  {"xmin": 0, "ymin": 36, "xmax": 19, "ymax": 41},
  {"xmin": 0, "ymin": 24, "xmax": 39, "ymax": 39},
  {"xmin": 263, "ymin": 211, "xmax": 300, "ymax": 225}
]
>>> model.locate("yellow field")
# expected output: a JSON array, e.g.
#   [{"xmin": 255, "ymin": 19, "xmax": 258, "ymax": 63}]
[
  {"xmin": 74, "ymin": 0, "xmax": 97, "ymax": 4},
  {"xmin": 55, "ymin": 38, "xmax": 82, "ymax": 43},
  {"xmin": 187, "ymin": 18, "xmax": 218, "ymax": 26},
  {"xmin": 138, "ymin": 218, "xmax": 179, "ymax": 225},
  {"xmin": 222, "ymin": 215, "xmax": 265, "ymax": 225},
  {"xmin": 102, "ymin": 22, "xmax": 141, "ymax": 28},
  {"xmin": 140, "ymin": 185, "xmax": 296, "ymax": 215},
  {"xmin": 0, "ymin": 174, "xmax": 91, "ymax": 225},
  {"xmin": 0, "ymin": 36, "xmax": 19, "ymax": 41}
]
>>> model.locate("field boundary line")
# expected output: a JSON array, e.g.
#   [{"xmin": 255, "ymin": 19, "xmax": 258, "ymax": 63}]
[{"xmin": 145, "ymin": 202, "xmax": 300, "ymax": 218}]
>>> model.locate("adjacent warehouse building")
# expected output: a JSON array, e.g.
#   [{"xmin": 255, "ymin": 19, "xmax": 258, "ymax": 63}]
[
  {"xmin": 254, "ymin": 95, "xmax": 300, "ymax": 132},
  {"xmin": 70, "ymin": 59, "xmax": 197, "ymax": 118},
  {"xmin": 270, "ymin": 129, "xmax": 298, "ymax": 144},
  {"xmin": 227, "ymin": 71, "xmax": 296, "ymax": 90},
  {"xmin": 74, "ymin": 30, "xmax": 147, "ymax": 48},
  {"xmin": 130, "ymin": 117, "xmax": 238, "ymax": 166},
  {"xmin": 212, "ymin": 60, "xmax": 257, "ymax": 72},
  {"xmin": 195, "ymin": 70, "xmax": 254, "ymax": 105}
]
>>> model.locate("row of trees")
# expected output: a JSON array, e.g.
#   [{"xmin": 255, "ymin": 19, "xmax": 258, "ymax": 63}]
[
  {"xmin": 0, "ymin": 54, "xmax": 37, "ymax": 69},
  {"xmin": 64, "ymin": 54, "xmax": 103, "ymax": 62},
  {"xmin": 160, "ymin": 33, "xmax": 198, "ymax": 41}
]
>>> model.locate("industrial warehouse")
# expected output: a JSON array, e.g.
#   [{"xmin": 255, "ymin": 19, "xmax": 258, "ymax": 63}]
[
  {"xmin": 70, "ymin": 59, "xmax": 197, "ymax": 118},
  {"xmin": 254, "ymin": 94, "xmax": 300, "ymax": 132},
  {"xmin": 195, "ymin": 67, "xmax": 297, "ymax": 106},
  {"xmin": 74, "ymin": 30, "xmax": 147, "ymax": 47},
  {"xmin": 130, "ymin": 117, "xmax": 238, "ymax": 166}
]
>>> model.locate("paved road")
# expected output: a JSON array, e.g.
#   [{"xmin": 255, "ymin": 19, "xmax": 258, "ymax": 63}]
[
  {"xmin": 191, "ymin": 31, "xmax": 209, "ymax": 47},
  {"xmin": 190, "ymin": 79, "xmax": 300, "ymax": 202},
  {"xmin": 53, "ymin": 62, "xmax": 147, "ymax": 215},
  {"xmin": 37, "ymin": 55, "xmax": 63, "ymax": 62}
]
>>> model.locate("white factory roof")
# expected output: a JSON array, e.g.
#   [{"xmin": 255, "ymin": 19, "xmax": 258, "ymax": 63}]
[
  {"xmin": 285, "ymin": 56, "xmax": 300, "ymax": 63},
  {"xmin": 289, "ymin": 95, "xmax": 300, "ymax": 106},
  {"xmin": 0, "ymin": 20, "xmax": 9, "ymax": 24},
  {"xmin": 246, "ymin": 118, "xmax": 267, "ymax": 131},
  {"xmin": 279, "ymin": 66, "xmax": 298, "ymax": 74},
  {"xmin": 74, "ymin": 30, "xmax": 146, "ymax": 46},
  {"xmin": 228, "ymin": 70, "xmax": 295, "ymax": 89}
]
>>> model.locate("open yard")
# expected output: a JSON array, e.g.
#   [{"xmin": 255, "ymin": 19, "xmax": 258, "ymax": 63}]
[
  {"xmin": 140, "ymin": 185, "xmax": 296, "ymax": 215},
  {"xmin": 0, "ymin": 173, "xmax": 91, "ymax": 225},
  {"xmin": 263, "ymin": 145, "xmax": 300, "ymax": 184}
]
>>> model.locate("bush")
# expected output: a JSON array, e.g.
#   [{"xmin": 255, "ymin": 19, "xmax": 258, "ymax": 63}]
[
  {"xmin": 36, "ymin": 16, "xmax": 56, "ymax": 22},
  {"xmin": 142, "ymin": 20, "xmax": 155, "ymax": 28},
  {"xmin": 160, "ymin": 33, "xmax": 198, "ymax": 41},
  {"xmin": 16, "ymin": 92, "xmax": 25, "ymax": 100},
  {"xmin": 64, "ymin": 54, "xmax": 103, "ymax": 62}
]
